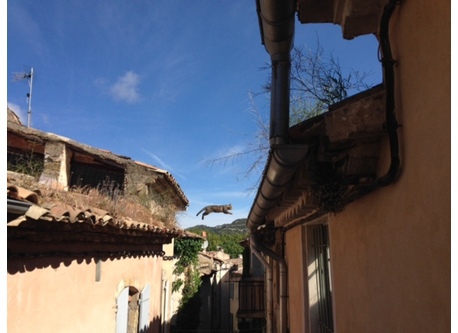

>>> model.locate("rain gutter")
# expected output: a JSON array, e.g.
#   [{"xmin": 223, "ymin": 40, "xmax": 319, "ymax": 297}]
[{"xmin": 7, "ymin": 198, "xmax": 32, "ymax": 216}]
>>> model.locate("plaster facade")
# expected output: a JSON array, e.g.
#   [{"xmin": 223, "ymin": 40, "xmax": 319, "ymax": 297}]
[
  {"xmin": 327, "ymin": 1, "xmax": 450, "ymax": 331},
  {"xmin": 8, "ymin": 255, "xmax": 163, "ymax": 333}
]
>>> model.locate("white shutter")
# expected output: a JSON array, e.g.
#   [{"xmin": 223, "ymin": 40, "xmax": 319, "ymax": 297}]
[
  {"xmin": 138, "ymin": 284, "xmax": 151, "ymax": 332},
  {"xmin": 116, "ymin": 287, "xmax": 129, "ymax": 333}
]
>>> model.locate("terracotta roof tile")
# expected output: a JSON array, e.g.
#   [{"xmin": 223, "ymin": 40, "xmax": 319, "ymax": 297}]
[
  {"xmin": 7, "ymin": 183, "xmax": 39, "ymax": 204},
  {"xmin": 7, "ymin": 182, "xmax": 183, "ymax": 237}
]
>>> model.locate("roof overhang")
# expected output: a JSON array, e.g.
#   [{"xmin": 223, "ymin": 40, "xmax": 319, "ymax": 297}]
[
  {"xmin": 277, "ymin": 85, "xmax": 385, "ymax": 227},
  {"xmin": 252, "ymin": 84, "xmax": 386, "ymax": 232},
  {"xmin": 296, "ymin": 0, "xmax": 389, "ymax": 39}
]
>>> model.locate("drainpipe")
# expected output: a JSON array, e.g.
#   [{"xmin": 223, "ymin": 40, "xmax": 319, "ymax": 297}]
[
  {"xmin": 250, "ymin": 240, "xmax": 272, "ymax": 333},
  {"xmin": 249, "ymin": 1, "xmax": 300, "ymax": 332},
  {"xmin": 249, "ymin": 0, "xmax": 306, "ymax": 231},
  {"xmin": 377, "ymin": 0, "xmax": 401, "ymax": 186},
  {"xmin": 256, "ymin": 0, "xmax": 295, "ymax": 145},
  {"xmin": 162, "ymin": 280, "xmax": 169, "ymax": 333},
  {"xmin": 345, "ymin": 0, "xmax": 401, "ymax": 203},
  {"xmin": 251, "ymin": 234, "xmax": 287, "ymax": 333}
]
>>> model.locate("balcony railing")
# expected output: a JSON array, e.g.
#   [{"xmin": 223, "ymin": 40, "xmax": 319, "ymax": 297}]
[{"xmin": 237, "ymin": 280, "xmax": 264, "ymax": 318}]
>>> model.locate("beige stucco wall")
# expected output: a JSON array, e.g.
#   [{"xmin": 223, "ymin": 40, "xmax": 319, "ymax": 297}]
[
  {"xmin": 229, "ymin": 274, "xmax": 241, "ymax": 331},
  {"xmin": 161, "ymin": 240, "xmax": 183, "ymax": 332},
  {"xmin": 8, "ymin": 255, "xmax": 164, "ymax": 333},
  {"xmin": 328, "ymin": 0, "xmax": 450, "ymax": 332}
]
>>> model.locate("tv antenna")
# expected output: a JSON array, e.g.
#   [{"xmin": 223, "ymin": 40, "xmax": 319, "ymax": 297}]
[{"xmin": 12, "ymin": 67, "xmax": 34, "ymax": 127}]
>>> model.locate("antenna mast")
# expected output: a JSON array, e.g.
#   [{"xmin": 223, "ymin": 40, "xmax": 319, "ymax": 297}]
[{"xmin": 12, "ymin": 67, "xmax": 34, "ymax": 127}]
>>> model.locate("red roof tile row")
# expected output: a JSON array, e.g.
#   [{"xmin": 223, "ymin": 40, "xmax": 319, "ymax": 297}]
[{"xmin": 7, "ymin": 182, "xmax": 182, "ymax": 237}]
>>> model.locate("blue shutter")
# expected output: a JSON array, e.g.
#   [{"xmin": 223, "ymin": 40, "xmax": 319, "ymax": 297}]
[
  {"xmin": 116, "ymin": 287, "xmax": 129, "ymax": 333},
  {"xmin": 138, "ymin": 284, "xmax": 151, "ymax": 332}
]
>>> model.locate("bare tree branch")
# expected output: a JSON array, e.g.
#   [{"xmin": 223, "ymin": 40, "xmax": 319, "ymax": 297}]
[{"xmin": 205, "ymin": 37, "xmax": 374, "ymax": 191}]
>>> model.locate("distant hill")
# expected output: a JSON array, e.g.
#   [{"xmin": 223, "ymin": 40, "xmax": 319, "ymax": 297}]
[{"xmin": 187, "ymin": 218, "xmax": 248, "ymax": 235}]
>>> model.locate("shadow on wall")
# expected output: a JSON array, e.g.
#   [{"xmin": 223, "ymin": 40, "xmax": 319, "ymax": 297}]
[
  {"xmin": 7, "ymin": 253, "xmax": 162, "ymax": 275},
  {"xmin": 169, "ymin": 292, "xmax": 202, "ymax": 333},
  {"xmin": 138, "ymin": 315, "xmax": 161, "ymax": 333}
]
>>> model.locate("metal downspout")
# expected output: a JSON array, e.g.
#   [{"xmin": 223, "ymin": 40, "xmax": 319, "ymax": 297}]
[
  {"xmin": 249, "ymin": 0, "xmax": 304, "ymax": 232},
  {"xmin": 250, "ymin": 242, "xmax": 272, "ymax": 333},
  {"xmin": 249, "ymin": 1, "xmax": 298, "ymax": 332},
  {"xmin": 345, "ymin": 0, "xmax": 401, "ymax": 203},
  {"xmin": 269, "ymin": 53, "xmax": 292, "ymax": 146},
  {"xmin": 161, "ymin": 280, "xmax": 168, "ymax": 333},
  {"xmin": 377, "ymin": 0, "xmax": 401, "ymax": 186}
]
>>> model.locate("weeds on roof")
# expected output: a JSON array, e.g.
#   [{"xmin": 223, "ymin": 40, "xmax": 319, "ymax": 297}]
[{"xmin": 8, "ymin": 171, "xmax": 178, "ymax": 229}]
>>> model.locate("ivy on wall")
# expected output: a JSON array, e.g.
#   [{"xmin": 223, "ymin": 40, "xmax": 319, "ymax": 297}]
[{"xmin": 171, "ymin": 238, "xmax": 203, "ymax": 332}]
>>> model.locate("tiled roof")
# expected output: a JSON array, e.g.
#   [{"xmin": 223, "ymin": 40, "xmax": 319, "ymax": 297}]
[
  {"xmin": 134, "ymin": 160, "xmax": 189, "ymax": 208},
  {"xmin": 7, "ymin": 120, "xmax": 189, "ymax": 209},
  {"xmin": 7, "ymin": 182, "xmax": 183, "ymax": 238},
  {"xmin": 229, "ymin": 257, "xmax": 244, "ymax": 275},
  {"xmin": 179, "ymin": 230, "xmax": 205, "ymax": 239},
  {"xmin": 7, "ymin": 183, "xmax": 39, "ymax": 204},
  {"xmin": 7, "ymin": 108, "xmax": 22, "ymax": 125}
]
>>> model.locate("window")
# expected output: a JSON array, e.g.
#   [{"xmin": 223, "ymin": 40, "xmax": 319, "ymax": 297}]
[
  {"xmin": 7, "ymin": 149, "xmax": 44, "ymax": 178},
  {"xmin": 307, "ymin": 223, "xmax": 334, "ymax": 333},
  {"xmin": 70, "ymin": 159, "xmax": 124, "ymax": 191},
  {"xmin": 116, "ymin": 285, "xmax": 151, "ymax": 333},
  {"xmin": 138, "ymin": 284, "xmax": 151, "ymax": 332}
]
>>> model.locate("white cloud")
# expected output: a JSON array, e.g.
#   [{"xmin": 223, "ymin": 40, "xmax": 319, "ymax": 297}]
[
  {"xmin": 140, "ymin": 148, "xmax": 189, "ymax": 181},
  {"xmin": 141, "ymin": 148, "xmax": 173, "ymax": 170},
  {"xmin": 7, "ymin": 102, "xmax": 27, "ymax": 124},
  {"xmin": 110, "ymin": 71, "xmax": 141, "ymax": 103}
]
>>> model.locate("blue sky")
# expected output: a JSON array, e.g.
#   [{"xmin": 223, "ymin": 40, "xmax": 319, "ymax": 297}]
[{"xmin": 6, "ymin": 1, "xmax": 382, "ymax": 229}]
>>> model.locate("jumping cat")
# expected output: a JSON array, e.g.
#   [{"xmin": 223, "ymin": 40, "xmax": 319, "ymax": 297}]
[{"xmin": 196, "ymin": 204, "xmax": 233, "ymax": 220}]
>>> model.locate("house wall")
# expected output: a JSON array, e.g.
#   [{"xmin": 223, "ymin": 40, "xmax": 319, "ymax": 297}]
[
  {"xmin": 199, "ymin": 274, "xmax": 214, "ymax": 331},
  {"xmin": 327, "ymin": 1, "xmax": 449, "ymax": 332},
  {"xmin": 7, "ymin": 255, "xmax": 164, "ymax": 333},
  {"xmin": 198, "ymin": 260, "xmax": 232, "ymax": 332},
  {"xmin": 161, "ymin": 240, "xmax": 182, "ymax": 333},
  {"xmin": 229, "ymin": 274, "xmax": 241, "ymax": 332},
  {"xmin": 219, "ymin": 262, "xmax": 232, "ymax": 331}
]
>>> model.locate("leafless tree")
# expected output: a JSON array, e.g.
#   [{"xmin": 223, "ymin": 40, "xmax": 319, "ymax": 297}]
[
  {"xmin": 206, "ymin": 39, "xmax": 374, "ymax": 191},
  {"xmin": 262, "ymin": 39, "xmax": 373, "ymax": 125}
]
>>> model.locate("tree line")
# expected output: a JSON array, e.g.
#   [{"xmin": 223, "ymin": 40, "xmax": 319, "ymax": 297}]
[{"xmin": 187, "ymin": 226, "xmax": 248, "ymax": 259}]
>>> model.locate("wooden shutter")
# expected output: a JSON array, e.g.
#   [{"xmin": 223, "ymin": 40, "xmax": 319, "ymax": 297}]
[
  {"xmin": 116, "ymin": 287, "xmax": 129, "ymax": 333},
  {"xmin": 138, "ymin": 284, "xmax": 151, "ymax": 332}
]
